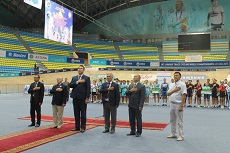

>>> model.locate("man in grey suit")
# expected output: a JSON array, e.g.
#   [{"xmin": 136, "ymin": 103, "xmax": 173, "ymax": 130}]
[
  {"xmin": 100, "ymin": 73, "xmax": 120, "ymax": 134},
  {"xmin": 126, "ymin": 74, "xmax": 146, "ymax": 137}
]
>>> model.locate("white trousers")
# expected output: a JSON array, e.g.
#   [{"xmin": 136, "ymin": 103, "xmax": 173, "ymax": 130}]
[{"xmin": 170, "ymin": 102, "xmax": 184, "ymax": 138}]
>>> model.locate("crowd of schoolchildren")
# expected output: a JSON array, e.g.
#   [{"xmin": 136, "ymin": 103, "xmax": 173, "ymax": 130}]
[{"xmin": 89, "ymin": 77, "xmax": 230, "ymax": 110}]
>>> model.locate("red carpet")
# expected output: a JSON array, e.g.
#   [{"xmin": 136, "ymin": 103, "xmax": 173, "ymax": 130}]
[
  {"xmin": 0, "ymin": 115, "xmax": 168, "ymax": 152},
  {"xmin": 18, "ymin": 115, "xmax": 169, "ymax": 130},
  {"xmin": 0, "ymin": 124, "xmax": 97, "ymax": 153}
]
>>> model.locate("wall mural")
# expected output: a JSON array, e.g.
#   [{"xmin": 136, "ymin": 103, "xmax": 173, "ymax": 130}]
[{"xmin": 83, "ymin": 0, "xmax": 229, "ymax": 36}]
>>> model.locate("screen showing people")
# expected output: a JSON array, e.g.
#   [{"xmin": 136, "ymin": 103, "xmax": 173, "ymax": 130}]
[{"xmin": 44, "ymin": 0, "xmax": 73, "ymax": 45}]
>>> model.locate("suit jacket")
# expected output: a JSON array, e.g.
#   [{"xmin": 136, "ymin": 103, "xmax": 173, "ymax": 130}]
[
  {"xmin": 100, "ymin": 82, "xmax": 120, "ymax": 106},
  {"xmin": 69, "ymin": 74, "xmax": 90, "ymax": 100},
  {"xmin": 28, "ymin": 81, "xmax": 45, "ymax": 104},
  {"xmin": 50, "ymin": 83, "xmax": 68, "ymax": 106},
  {"xmin": 126, "ymin": 82, "xmax": 145, "ymax": 108}
]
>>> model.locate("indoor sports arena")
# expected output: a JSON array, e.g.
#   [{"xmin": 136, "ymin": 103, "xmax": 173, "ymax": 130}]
[{"xmin": 0, "ymin": 0, "xmax": 230, "ymax": 153}]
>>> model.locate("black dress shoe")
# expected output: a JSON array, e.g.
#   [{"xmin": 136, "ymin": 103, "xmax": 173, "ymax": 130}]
[
  {"xmin": 71, "ymin": 128, "xmax": 80, "ymax": 131},
  {"xmin": 35, "ymin": 124, "xmax": 40, "ymax": 127},
  {"xmin": 80, "ymin": 129, "xmax": 85, "ymax": 133},
  {"xmin": 110, "ymin": 130, "xmax": 115, "ymax": 134},
  {"xmin": 127, "ymin": 132, "xmax": 135, "ymax": 136},
  {"xmin": 28, "ymin": 124, "xmax": 35, "ymax": 127},
  {"xmin": 103, "ymin": 130, "xmax": 109, "ymax": 133},
  {"xmin": 136, "ymin": 133, "xmax": 141, "ymax": 137},
  {"xmin": 51, "ymin": 126, "xmax": 58, "ymax": 129}
]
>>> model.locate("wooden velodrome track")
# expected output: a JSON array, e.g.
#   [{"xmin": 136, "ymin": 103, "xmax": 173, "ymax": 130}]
[{"xmin": 0, "ymin": 69, "xmax": 230, "ymax": 85}]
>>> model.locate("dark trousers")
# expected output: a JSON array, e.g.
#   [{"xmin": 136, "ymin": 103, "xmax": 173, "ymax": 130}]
[
  {"xmin": 73, "ymin": 98, "xmax": 87, "ymax": 129},
  {"xmin": 103, "ymin": 102, "xmax": 117, "ymax": 131},
  {"xmin": 129, "ymin": 107, "xmax": 142, "ymax": 134},
  {"xmin": 30, "ymin": 101, "xmax": 41, "ymax": 125}
]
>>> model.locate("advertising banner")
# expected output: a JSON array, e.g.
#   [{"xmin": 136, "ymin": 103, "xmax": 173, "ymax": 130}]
[
  {"xmin": 67, "ymin": 58, "xmax": 84, "ymax": 64},
  {"xmin": 0, "ymin": 50, "xmax": 6, "ymax": 57},
  {"xmin": 6, "ymin": 51, "xmax": 28, "ymax": 59},
  {"xmin": 28, "ymin": 54, "xmax": 48, "ymax": 61},
  {"xmin": 48, "ymin": 55, "xmax": 67, "ymax": 63}
]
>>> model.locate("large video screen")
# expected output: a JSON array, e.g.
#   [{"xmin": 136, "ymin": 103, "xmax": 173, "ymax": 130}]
[
  {"xmin": 44, "ymin": 0, "xmax": 73, "ymax": 45},
  {"xmin": 178, "ymin": 34, "xmax": 211, "ymax": 51},
  {"xmin": 24, "ymin": 0, "xmax": 42, "ymax": 9}
]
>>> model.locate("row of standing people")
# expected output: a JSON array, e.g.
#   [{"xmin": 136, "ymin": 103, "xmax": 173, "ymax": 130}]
[
  {"xmin": 91, "ymin": 77, "xmax": 230, "ymax": 110},
  {"xmin": 90, "ymin": 78, "xmax": 173, "ymax": 106},
  {"xmin": 27, "ymin": 69, "xmax": 187, "ymax": 141},
  {"xmin": 27, "ymin": 66, "xmax": 146, "ymax": 137},
  {"xmin": 185, "ymin": 78, "xmax": 230, "ymax": 109}
]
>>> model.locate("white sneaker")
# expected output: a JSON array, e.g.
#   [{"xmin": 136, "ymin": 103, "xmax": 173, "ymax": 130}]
[
  {"xmin": 197, "ymin": 105, "xmax": 200, "ymax": 108},
  {"xmin": 221, "ymin": 106, "xmax": 224, "ymax": 109}
]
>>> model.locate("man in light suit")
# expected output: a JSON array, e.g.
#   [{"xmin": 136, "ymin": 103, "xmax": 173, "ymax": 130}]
[
  {"xmin": 100, "ymin": 73, "xmax": 120, "ymax": 134},
  {"xmin": 28, "ymin": 75, "xmax": 44, "ymax": 127},
  {"xmin": 126, "ymin": 74, "xmax": 146, "ymax": 137},
  {"xmin": 50, "ymin": 77, "xmax": 68, "ymax": 129},
  {"xmin": 70, "ymin": 65, "xmax": 90, "ymax": 133}
]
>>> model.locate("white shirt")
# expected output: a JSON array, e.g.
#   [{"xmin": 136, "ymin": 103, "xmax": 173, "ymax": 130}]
[
  {"xmin": 169, "ymin": 83, "xmax": 174, "ymax": 90},
  {"xmin": 168, "ymin": 80, "xmax": 187, "ymax": 103},
  {"xmin": 168, "ymin": 11, "xmax": 189, "ymax": 33},
  {"xmin": 91, "ymin": 84, "xmax": 98, "ymax": 92},
  {"xmin": 208, "ymin": 5, "xmax": 224, "ymax": 24}
]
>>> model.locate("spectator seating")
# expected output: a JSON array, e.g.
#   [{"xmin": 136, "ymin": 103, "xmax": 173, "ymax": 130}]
[
  {"xmin": 19, "ymin": 31, "xmax": 74, "ymax": 56},
  {"xmin": 74, "ymin": 39, "xmax": 119, "ymax": 59},
  {"xmin": 117, "ymin": 42, "xmax": 159, "ymax": 61},
  {"xmin": 0, "ymin": 57, "xmax": 35, "ymax": 73},
  {"xmin": 0, "ymin": 27, "xmax": 27, "ymax": 52}
]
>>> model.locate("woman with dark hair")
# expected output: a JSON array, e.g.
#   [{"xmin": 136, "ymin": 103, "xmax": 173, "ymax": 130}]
[{"xmin": 195, "ymin": 82, "xmax": 202, "ymax": 108}]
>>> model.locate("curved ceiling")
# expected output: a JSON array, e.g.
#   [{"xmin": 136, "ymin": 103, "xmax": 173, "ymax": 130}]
[{"xmin": 0, "ymin": 0, "xmax": 167, "ymax": 30}]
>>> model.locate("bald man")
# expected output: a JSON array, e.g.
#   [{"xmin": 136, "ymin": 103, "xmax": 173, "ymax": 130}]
[
  {"xmin": 50, "ymin": 77, "xmax": 68, "ymax": 129},
  {"xmin": 126, "ymin": 74, "xmax": 146, "ymax": 137}
]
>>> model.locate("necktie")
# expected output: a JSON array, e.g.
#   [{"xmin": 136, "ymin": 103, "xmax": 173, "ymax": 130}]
[
  {"xmin": 107, "ymin": 82, "xmax": 111, "ymax": 88},
  {"xmin": 33, "ymin": 82, "xmax": 37, "ymax": 97},
  {"xmin": 108, "ymin": 82, "xmax": 112, "ymax": 94},
  {"xmin": 78, "ymin": 75, "xmax": 81, "ymax": 80}
]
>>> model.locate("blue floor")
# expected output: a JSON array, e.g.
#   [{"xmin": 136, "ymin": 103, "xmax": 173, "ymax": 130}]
[{"xmin": 0, "ymin": 94, "xmax": 230, "ymax": 153}]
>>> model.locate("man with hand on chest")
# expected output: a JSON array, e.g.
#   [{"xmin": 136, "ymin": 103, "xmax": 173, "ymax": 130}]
[
  {"xmin": 100, "ymin": 73, "xmax": 120, "ymax": 134},
  {"xmin": 50, "ymin": 76, "xmax": 68, "ymax": 129},
  {"xmin": 28, "ymin": 75, "xmax": 44, "ymax": 127},
  {"xmin": 70, "ymin": 65, "xmax": 90, "ymax": 133},
  {"xmin": 126, "ymin": 74, "xmax": 146, "ymax": 137}
]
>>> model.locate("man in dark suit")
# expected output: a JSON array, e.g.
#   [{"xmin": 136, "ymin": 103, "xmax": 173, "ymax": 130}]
[
  {"xmin": 126, "ymin": 74, "xmax": 145, "ymax": 137},
  {"xmin": 28, "ymin": 75, "xmax": 45, "ymax": 127},
  {"xmin": 70, "ymin": 65, "xmax": 90, "ymax": 133},
  {"xmin": 50, "ymin": 77, "xmax": 68, "ymax": 129},
  {"xmin": 100, "ymin": 73, "xmax": 120, "ymax": 134}
]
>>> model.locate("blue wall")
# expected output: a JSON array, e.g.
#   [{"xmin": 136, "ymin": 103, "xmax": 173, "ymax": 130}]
[{"xmin": 83, "ymin": 0, "xmax": 230, "ymax": 36}]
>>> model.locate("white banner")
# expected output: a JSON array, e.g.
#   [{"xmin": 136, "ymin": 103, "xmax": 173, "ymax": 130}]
[
  {"xmin": 28, "ymin": 54, "xmax": 48, "ymax": 61},
  {"xmin": 24, "ymin": 0, "xmax": 42, "ymax": 9},
  {"xmin": 185, "ymin": 55, "xmax": 203, "ymax": 62},
  {"xmin": 150, "ymin": 62, "xmax": 159, "ymax": 67},
  {"xmin": 131, "ymin": 74, "xmax": 156, "ymax": 81},
  {"xmin": 0, "ymin": 50, "xmax": 6, "ymax": 57}
]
